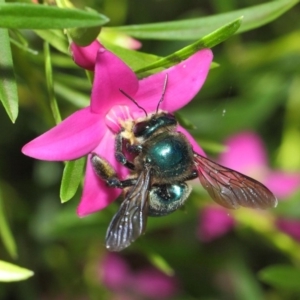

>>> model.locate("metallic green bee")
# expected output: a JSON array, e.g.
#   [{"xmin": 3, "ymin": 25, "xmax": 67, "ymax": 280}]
[{"xmin": 91, "ymin": 77, "xmax": 277, "ymax": 251}]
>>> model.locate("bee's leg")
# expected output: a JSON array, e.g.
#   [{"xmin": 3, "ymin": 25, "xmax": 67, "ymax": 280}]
[
  {"xmin": 127, "ymin": 144, "xmax": 142, "ymax": 154},
  {"xmin": 91, "ymin": 153, "xmax": 137, "ymax": 188},
  {"xmin": 115, "ymin": 132, "xmax": 135, "ymax": 170}
]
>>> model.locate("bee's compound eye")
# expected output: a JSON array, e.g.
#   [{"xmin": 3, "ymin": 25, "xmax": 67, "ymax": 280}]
[
  {"xmin": 148, "ymin": 183, "xmax": 191, "ymax": 217},
  {"xmin": 133, "ymin": 120, "xmax": 150, "ymax": 137}
]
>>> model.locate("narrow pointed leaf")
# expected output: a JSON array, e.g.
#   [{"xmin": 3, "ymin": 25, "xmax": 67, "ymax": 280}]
[
  {"xmin": 102, "ymin": 40, "xmax": 162, "ymax": 73},
  {"xmin": 103, "ymin": 40, "xmax": 218, "ymax": 77},
  {"xmin": 148, "ymin": 252, "xmax": 174, "ymax": 276},
  {"xmin": 10, "ymin": 37, "xmax": 38, "ymax": 55},
  {"xmin": 108, "ymin": 0, "xmax": 298, "ymax": 40},
  {"xmin": 54, "ymin": 82, "xmax": 90, "ymax": 108},
  {"xmin": 60, "ymin": 157, "xmax": 86, "ymax": 203},
  {"xmin": 0, "ymin": 192, "xmax": 17, "ymax": 259},
  {"xmin": 0, "ymin": 27, "xmax": 18, "ymax": 122},
  {"xmin": 9, "ymin": 29, "xmax": 38, "ymax": 55},
  {"xmin": 135, "ymin": 18, "xmax": 241, "ymax": 75},
  {"xmin": 0, "ymin": 260, "xmax": 34, "ymax": 282},
  {"xmin": 35, "ymin": 30, "xmax": 69, "ymax": 55},
  {"xmin": 0, "ymin": 3, "xmax": 109, "ymax": 29},
  {"xmin": 259, "ymin": 265, "xmax": 300, "ymax": 292},
  {"xmin": 44, "ymin": 42, "xmax": 61, "ymax": 124}
]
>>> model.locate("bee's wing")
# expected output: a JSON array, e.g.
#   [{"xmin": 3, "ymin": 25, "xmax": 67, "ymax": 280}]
[
  {"xmin": 194, "ymin": 153, "xmax": 277, "ymax": 209},
  {"xmin": 105, "ymin": 167, "xmax": 151, "ymax": 252}
]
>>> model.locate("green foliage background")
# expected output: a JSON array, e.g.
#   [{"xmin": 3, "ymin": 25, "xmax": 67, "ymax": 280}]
[{"xmin": 0, "ymin": 0, "xmax": 300, "ymax": 299}]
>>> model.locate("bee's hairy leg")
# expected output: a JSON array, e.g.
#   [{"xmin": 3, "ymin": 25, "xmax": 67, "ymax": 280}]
[
  {"xmin": 115, "ymin": 132, "xmax": 135, "ymax": 170},
  {"xmin": 91, "ymin": 153, "xmax": 137, "ymax": 188},
  {"xmin": 126, "ymin": 143, "xmax": 142, "ymax": 154}
]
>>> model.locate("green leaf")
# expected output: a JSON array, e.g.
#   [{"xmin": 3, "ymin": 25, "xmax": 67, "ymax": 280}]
[
  {"xmin": 54, "ymin": 81, "xmax": 90, "ymax": 108},
  {"xmin": 35, "ymin": 30, "xmax": 69, "ymax": 55},
  {"xmin": 103, "ymin": 39, "xmax": 219, "ymax": 78},
  {"xmin": 147, "ymin": 252, "xmax": 174, "ymax": 276},
  {"xmin": 55, "ymin": 0, "xmax": 102, "ymax": 46},
  {"xmin": 44, "ymin": 42, "xmax": 62, "ymax": 124},
  {"xmin": 60, "ymin": 157, "xmax": 86, "ymax": 203},
  {"xmin": 107, "ymin": 0, "xmax": 298, "ymax": 40},
  {"xmin": 0, "ymin": 260, "xmax": 34, "ymax": 282},
  {"xmin": 68, "ymin": 7, "xmax": 102, "ymax": 46},
  {"xmin": 135, "ymin": 17, "xmax": 241, "ymax": 75},
  {"xmin": 0, "ymin": 3, "xmax": 109, "ymax": 29},
  {"xmin": 9, "ymin": 29, "xmax": 39, "ymax": 55},
  {"xmin": 196, "ymin": 138, "xmax": 228, "ymax": 154},
  {"xmin": 258, "ymin": 264, "xmax": 300, "ymax": 292},
  {"xmin": 137, "ymin": 245, "xmax": 175, "ymax": 276},
  {"xmin": 102, "ymin": 40, "xmax": 162, "ymax": 73},
  {"xmin": 9, "ymin": 37, "xmax": 38, "ymax": 55},
  {"xmin": 0, "ymin": 190, "xmax": 17, "ymax": 259},
  {"xmin": 229, "ymin": 248, "xmax": 265, "ymax": 300},
  {"xmin": 0, "ymin": 27, "xmax": 18, "ymax": 122}
]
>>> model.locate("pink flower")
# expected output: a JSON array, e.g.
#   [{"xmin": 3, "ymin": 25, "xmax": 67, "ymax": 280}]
[
  {"xmin": 197, "ymin": 131, "xmax": 300, "ymax": 242},
  {"xmin": 219, "ymin": 132, "xmax": 300, "ymax": 199},
  {"xmin": 276, "ymin": 218, "xmax": 300, "ymax": 242},
  {"xmin": 22, "ymin": 40, "xmax": 213, "ymax": 217},
  {"xmin": 99, "ymin": 253, "xmax": 178, "ymax": 299},
  {"xmin": 197, "ymin": 206, "xmax": 235, "ymax": 242},
  {"xmin": 276, "ymin": 217, "xmax": 300, "ymax": 242}
]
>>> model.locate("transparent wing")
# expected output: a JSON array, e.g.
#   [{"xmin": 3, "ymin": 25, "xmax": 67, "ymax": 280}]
[
  {"xmin": 194, "ymin": 153, "xmax": 278, "ymax": 209},
  {"xmin": 105, "ymin": 167, "xmax": 151, "ymax": 252}
]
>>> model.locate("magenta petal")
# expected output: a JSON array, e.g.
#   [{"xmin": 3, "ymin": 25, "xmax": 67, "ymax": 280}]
[
  {"xmin": 77, "ymin": 156, "xmax": 119, "ymax": 217},
  {"xmin": 91, "ymin": 46, "xmax": 139, "ymax": 114},
  {"xmin": 219, "ymin": 131, "xmax": 267, "ymax": 173},
  {"xmin": 101, "ymin": 253, "xmax": 131, "ymax": 290},
  {"xmin": 177, "ymin": 125, "xmax": 206, "ymax": 157},
  {"xmin": 134, "ymin": 49, "xmax": 213, "ymax": 113},
  {"xmin": 22, "ymin": 107, "xmax": 103, "ymax": 161},
  {"xmin": 197, "ymin": 206, "xmax": 235, "ymax": 242},
  {"xmin": 70, "ymin": 40, "xmax": 101, "ymax": 71},
  {"xmin": 276, "ymin": 218, "xmax": 300, "ymax": 242},
  {"xmin": 135, "ymin": 268, "xmax": 178, "ymax": 299},
  {"xmin": 265, "ymin": 171, "xmax": 300, "ymax": 199},
  {"xmin": 77, "ymin": 130, "xmax": 130, "ymax": 217}
]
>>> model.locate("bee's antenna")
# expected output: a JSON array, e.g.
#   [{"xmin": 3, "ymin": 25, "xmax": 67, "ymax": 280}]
[
  {"xmin": 156, "ymin": 73, "xmax": 168, "ymax": 113},
  {"xmin": 119, "ymin": 89, "xmax": 148, "ymax": 117}
]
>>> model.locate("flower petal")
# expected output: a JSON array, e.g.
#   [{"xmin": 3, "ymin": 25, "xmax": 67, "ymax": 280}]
[
  {"xmin": 135, "ymin": 268, "xmax": 178, "ymax": 299},
  {"xmin": 100, "ymin": 253, "xmax": 131, "ymax": 290},
  {"xmin": 70, "ymin": 40, "xmax": 101, "ymax": 70},
  {"xmin": 276, "ymin": 218, "xmax": 300, "ymax": 242},
  {"xmin": 265, "ymin": 171, "xmax": 300, "ymax": 199},
  {"xmin": 219, "ymin": 131, "xmax": 267, "ymax": 173},
  {"xmin": 90, "ymin": 46, "xmax": 139, "ymax": 114},
  {"xmin": 22, "ymin": 107, "xmax": 104, "ymax": 161},
  {"xmin": 177, "ymin": 125, "xmax": 206, "ymax": 157},
  {"xmin": 77, "ymin": 130, "xmax": 130, "ymax": 217},
  {"xmin": 134, "ymin": 49, "xmax": 213, "ymax": 113},
  {"xmin": 197, "ymin": 206, "xmax": 235, "ymax": 242}
]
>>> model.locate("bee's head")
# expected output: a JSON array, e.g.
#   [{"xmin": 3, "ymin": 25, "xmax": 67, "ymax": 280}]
[{"xmin": 133, "ymin": 112, "xmax": 177, "ymax": 139}]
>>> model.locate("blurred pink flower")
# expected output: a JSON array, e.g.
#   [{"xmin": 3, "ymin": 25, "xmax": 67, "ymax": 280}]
[
  {"xmin": 198, "ymin": 131, "xmax": 300, "ymax": 242},
  {"xmin": 276, "ymin": 218, "xmax": 300, "ymax": 242},
  {"xmin": 99, "ymin": 253, "xmax": 178, "ymax": 299},
  {"xmin": 197, "ymin": 206, "xmax": 235, "ymax": 242},
  {"xmin": 219, "ymin": 131, "xmax": 300, "ymax": 199},
  {"xmin": 22, "ymin": 40, "xmax": 213, "ymax": 217}
]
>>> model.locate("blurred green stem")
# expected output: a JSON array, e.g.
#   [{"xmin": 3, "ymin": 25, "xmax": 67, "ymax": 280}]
[{"xmin": 44, "ymin": 41, "xmax": 61, "ymax": 124}]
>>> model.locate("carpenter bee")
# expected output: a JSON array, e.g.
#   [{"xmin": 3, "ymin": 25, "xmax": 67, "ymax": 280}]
[{"xmin": 91, "ymin": 75, "xmax": 277, "ymax": 252}]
